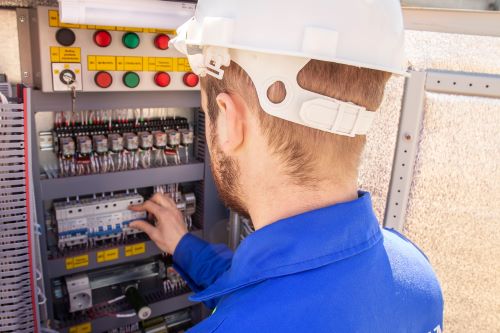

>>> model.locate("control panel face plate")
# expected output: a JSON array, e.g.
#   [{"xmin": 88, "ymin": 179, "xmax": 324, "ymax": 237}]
[{"xmin": 36, "ymin": 7, "xmax": 200, "ymax": 92}]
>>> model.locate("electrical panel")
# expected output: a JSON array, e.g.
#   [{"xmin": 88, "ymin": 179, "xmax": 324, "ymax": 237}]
[
  {"xmin": 33, "ymin": 7, "xmax": 200, "ymax": 92},
  {"xmin": 6, "ymin": 5, "xmax": 229, "ymax": 333}
]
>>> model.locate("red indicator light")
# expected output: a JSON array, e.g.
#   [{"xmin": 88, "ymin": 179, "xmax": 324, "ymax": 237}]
[
  {"xmin": 95, "ymin": 71, "xmax": 113, "ymax": 88},
  {"xmin": 154, "ymin": 34, "xmax": 170, "ymax": 50},
  {"xmin": 154, "ymin": 72, "xmax": 171, "ymax": 87},
  {"xmin": 183, "ymin": 72, "xmax": 199, "ymax": 88},
  {"xmin": 94, "ymin": 30, "xmax": 112, "ymax": 47}
]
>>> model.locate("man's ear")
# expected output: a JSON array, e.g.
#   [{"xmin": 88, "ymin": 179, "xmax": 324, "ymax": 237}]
[{"xmin": 215, "ymin": 93, "xmax": 245, "ymax": 155}]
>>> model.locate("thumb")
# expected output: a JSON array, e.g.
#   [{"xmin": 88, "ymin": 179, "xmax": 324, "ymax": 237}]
[{"xmin": 130, "ymin": 220, "xmax": 157, "ymax": 239}]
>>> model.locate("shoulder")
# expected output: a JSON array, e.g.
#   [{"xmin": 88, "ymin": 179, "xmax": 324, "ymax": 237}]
[{"xmin": 381, "ymin": 228, "xmax": 444, "ymax": 321}]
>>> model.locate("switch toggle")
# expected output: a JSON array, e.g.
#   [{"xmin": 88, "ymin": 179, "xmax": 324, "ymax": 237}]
[
  {"xmin": 60, "ymin": 69, "xmax": 76, "ymax": 86},
  {"xmin": 52, "ymin": 63, "xmax": 82, "ymax": 92}
]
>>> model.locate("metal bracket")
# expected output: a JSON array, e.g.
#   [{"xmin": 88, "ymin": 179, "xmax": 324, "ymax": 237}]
[
  {"xmin": 425, "ymin": 70, "xmax": 500, "ymax": 99},
  {"xmin": 384, "ymin": 71, "xmax": 427, "ymax": 232},
  {"xmin": 384, "ymin": 69, "xmax": 500, "ymax": 232}
]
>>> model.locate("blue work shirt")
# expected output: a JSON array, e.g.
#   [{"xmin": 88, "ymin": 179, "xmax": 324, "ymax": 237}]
[{"xmin": 173, "ymin": 192, "xmax": 443, "ymax": 332}]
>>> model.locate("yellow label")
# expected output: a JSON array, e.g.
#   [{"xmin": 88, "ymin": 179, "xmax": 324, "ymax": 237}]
[
  {"xmin": 116, "ymin": 56, "xmax": 125, "ymax": 71},
  {"xmin": 148, "ymin": 58, "xmax": 157, "ymax": 71},
  {"xmin": 87, "ymin": 56, "xmax": 96, "ymax": 71},
  {"xmin": 50, "ymin": 47, "xmax": 60, "ymax": 62},
  {"xmin": 123, "ymin": 57, "xmax": 143, "ymax": 71},
  {"xmin": 58, "ymin": 47, "xmax": 81, "ymax": 63},
  {"xmin": 156, "ymin": 29, "xmax": 177, "ymax": 35},
  {"xmin": 95, "ymin": 56, "xmax": 116, "ymax": 71},
  {"xmin": 96, "ymin": 25, "xmax": 116, "ymax": 31},
  {"xmin": 66, "ymin": 255, "xmax": 89, "ymax": 270},
  {"xmin": 97, "ymin": 248, "xmax": 119, "ymax": 263},
  {"xmin": 176, "ymin": 58, "xmax": 192, "ymax": 72},
  {"xmin": 117, "ymin": 26, "xmax": 143, "ymax": 32},
  {"xmin": 59, "ymin": 22, "xmax": 81, "ymax": 29},
  {"xmin": 125, "ymin": 243, "xmax": 146, "ymax": 257},
  {"xmin": 86, "ymin": 25, "xmax": 96, "ymax": 30},
  {"xmin": 48, "ymin": 10, "xmax": 59, "ymax": 27},
  {"xmin": 85, "ymin": 56, "xmax": 192, "ymax": 72},
  {"xmin": 69, "ymin": 322, "xmax": 92, "ymax": 333},
  {"xmin": 143, "ymin": 57, "xmax": 150, "ymax": 71},
  {"xmin": 156, "ymin": 57, "xmax": 173, "ymax": 72}
]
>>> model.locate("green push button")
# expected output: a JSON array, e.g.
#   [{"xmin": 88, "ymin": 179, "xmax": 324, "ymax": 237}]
[
  {"xmin": 123, "ymin": 72, "xmax": 140, "ymax": 88},
  {"xmin": 122, "ymin": 32, "xmax": 140, "ymax": 49}
]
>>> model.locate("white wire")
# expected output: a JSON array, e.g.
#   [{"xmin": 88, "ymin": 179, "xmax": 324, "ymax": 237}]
[
  {"xmin": 116, "ymin": 312, "xmax": 136, "ymax": 318},
  {"xmin": 107, "ymin": 295, "xmax": 126, "ymax": 304},
  {"xmin": 0, "ymin": 91, "xmax": 8, "ymax": 105}
]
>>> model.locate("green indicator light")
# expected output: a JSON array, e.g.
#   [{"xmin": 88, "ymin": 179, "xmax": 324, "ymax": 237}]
[
  {"xmin": 122, "ymin": 32, "xmax": 140, "ymax": 49},
  {"xmin": 123, "ymin": 72, "xmax": 140, "ymax": 88}
]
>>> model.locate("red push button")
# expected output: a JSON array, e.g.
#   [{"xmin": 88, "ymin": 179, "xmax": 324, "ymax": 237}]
[
  {"xmin": 154, "ymin": 72, "xmax": 171, "ymax": 87},
  {"xmin": 94, "ymin": 30, "xmax": 112, "ymax": 47},
  {"xmin": 183, "ymin": 72, "xmax": 199, "ymax": 87},
  {"xmin": 154, "ymin": 34, "xmax": 170, "ymax": 50},
  {"xmin": 95, "ymin": 71, "xmax": 113, "ymax": 88}
]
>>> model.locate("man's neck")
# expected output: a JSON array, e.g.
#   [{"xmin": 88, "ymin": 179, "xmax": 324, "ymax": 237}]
[{"xmin": 246, "ymin": 179, "xmax": 358, "ymax": 230}]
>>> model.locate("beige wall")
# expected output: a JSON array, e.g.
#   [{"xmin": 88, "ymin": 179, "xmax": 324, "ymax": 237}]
[
  {"xmin": 360, "ymin": 30, "xmax": 500, "ymax": 332},
  {"xmin": 0, "ymin": 9, "xmax": 21, "ymax": 83}
]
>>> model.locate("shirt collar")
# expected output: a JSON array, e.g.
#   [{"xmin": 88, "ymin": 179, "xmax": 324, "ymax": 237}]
[{"xmin": 191, "ymin": 191, "xmax": 382, "ymax": 302}]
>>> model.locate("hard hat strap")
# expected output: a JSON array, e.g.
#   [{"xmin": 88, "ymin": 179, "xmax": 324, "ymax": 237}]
[{"xmin": 231, "ymin": 49, "xmax": 376, "ymax": 137}]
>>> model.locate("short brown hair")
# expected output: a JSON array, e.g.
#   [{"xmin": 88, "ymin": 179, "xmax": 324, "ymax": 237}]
[{"xmin": 201, "ymin": 60, "xmax": 391, "ymax": 187}]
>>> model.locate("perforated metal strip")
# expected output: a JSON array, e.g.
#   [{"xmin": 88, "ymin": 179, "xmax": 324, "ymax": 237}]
[{"xmin": 0, "ymin": 100, "xmax": 37, "ymax": 333}]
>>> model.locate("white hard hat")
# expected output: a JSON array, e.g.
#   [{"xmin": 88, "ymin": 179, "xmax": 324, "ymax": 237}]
[{"xmin": 171, "ymin": 0, "xmax": 408, "ymax": 137}]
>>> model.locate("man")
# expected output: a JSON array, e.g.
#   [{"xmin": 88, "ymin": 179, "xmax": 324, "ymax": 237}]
[{"xmin": 130, "ymin": 0, "xmax": 444, "ymax": 331}]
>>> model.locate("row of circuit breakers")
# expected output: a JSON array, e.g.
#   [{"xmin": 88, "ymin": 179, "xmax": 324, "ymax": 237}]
[
  {"xmin": 23, "ymin": 5, "xmax": 208, "ymax": 333},
  {"xmin": 54, "ymin": 187, "xmax": 195, "ymax": 250},
  {"xmin": 34, "ymin": 7, "xmax": 200, "ymax": 92}
]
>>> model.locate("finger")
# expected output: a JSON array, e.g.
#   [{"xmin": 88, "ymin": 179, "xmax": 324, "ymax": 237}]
[
  {"xmin": 130, "ymin": 220, "xmax": 158, "ymax": 239},
  {"xmin": 128, "ymin": 204, "xmax": 146, "ymax": 212},
  {"xmin": 128, "ymin": 200, "xmax": 162, "ymax": 217},
  {"xmin": 150, "ymin": 193, "xmax": 177, "ymax": 210}
]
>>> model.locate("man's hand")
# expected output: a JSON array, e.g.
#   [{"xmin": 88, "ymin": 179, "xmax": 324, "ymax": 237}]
[{"xmin": 128, "ymin": 193, "xmax": 188, "ymax": 254}]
